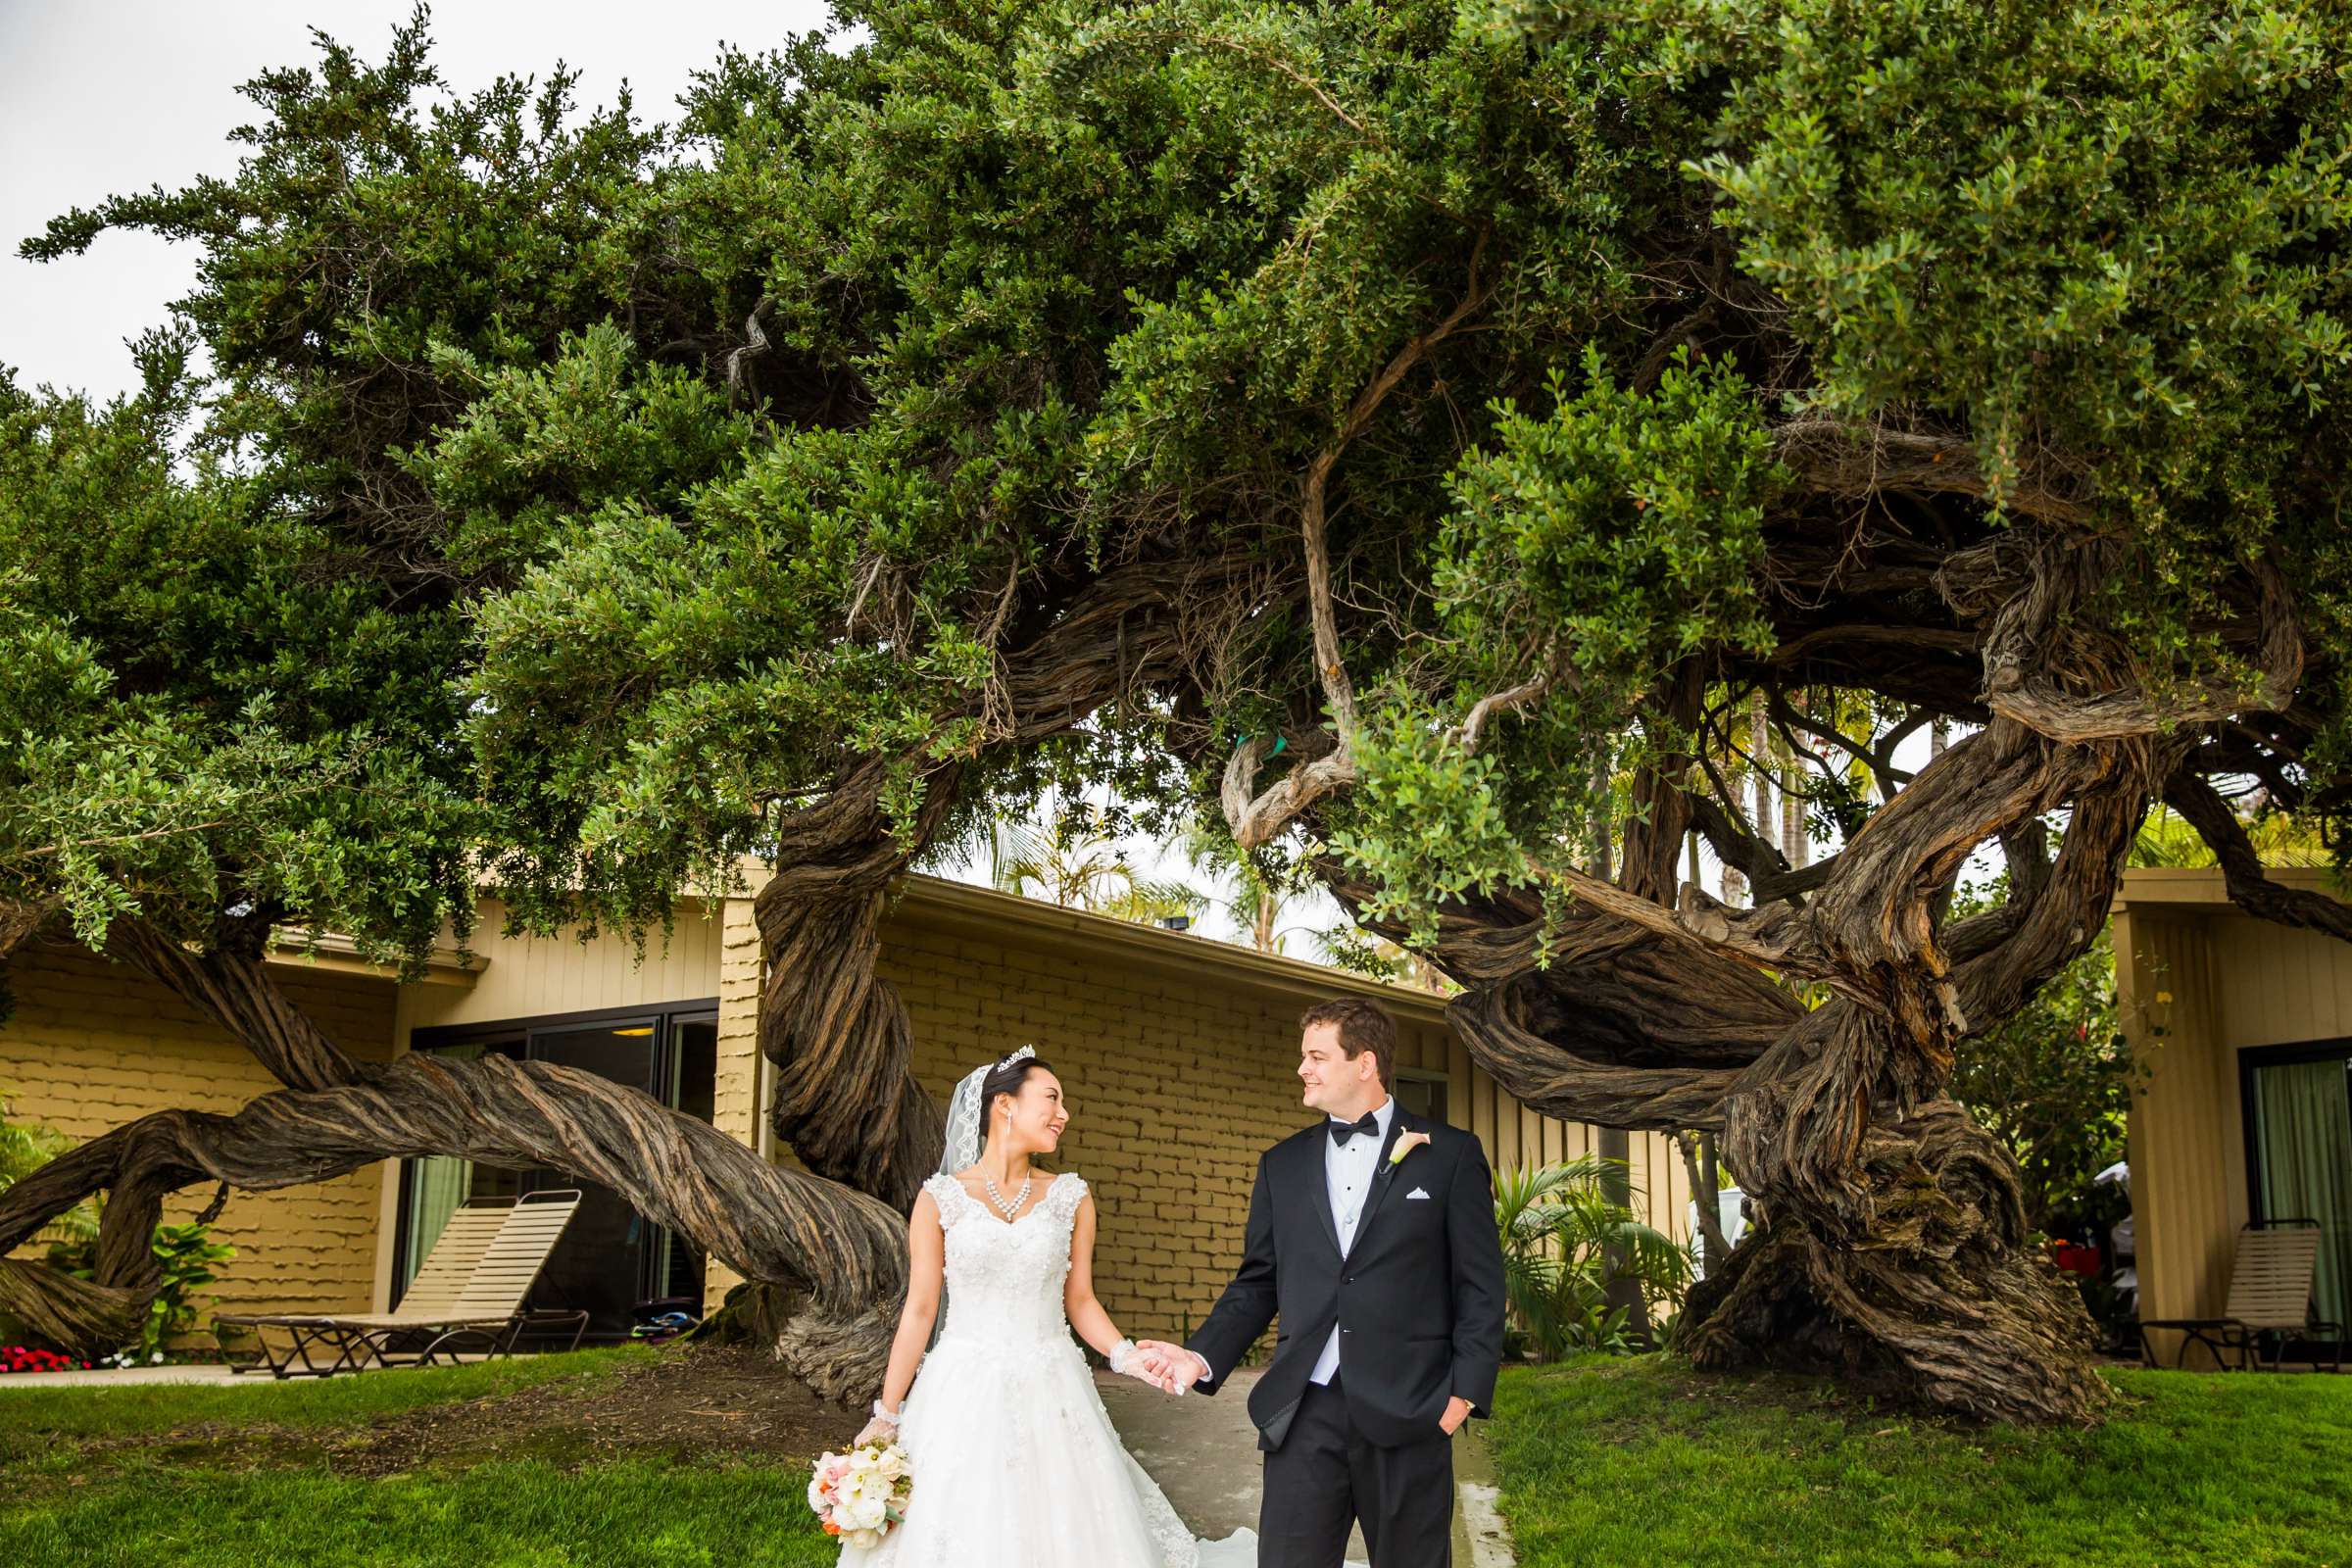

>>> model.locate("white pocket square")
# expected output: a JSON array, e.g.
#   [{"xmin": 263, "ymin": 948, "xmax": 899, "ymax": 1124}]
[{"xmin": 1406, "ymin": 1187, "xmax": 1432, "ymax": 1200}]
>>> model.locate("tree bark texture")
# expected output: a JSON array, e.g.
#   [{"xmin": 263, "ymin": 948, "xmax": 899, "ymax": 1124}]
[
  {"xmin": 0, "ymin": 1048, "xmax": 907, "ymax": 1396},
  {"xmin": 1319, "ymin": 714, "xmax": 2181, "ymax": 1422}
]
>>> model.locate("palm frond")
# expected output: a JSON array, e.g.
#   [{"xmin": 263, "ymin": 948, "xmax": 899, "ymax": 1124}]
[{"xmin": 1490, "ymin": 1155, "xmax": 1693, "ymax": 1361}]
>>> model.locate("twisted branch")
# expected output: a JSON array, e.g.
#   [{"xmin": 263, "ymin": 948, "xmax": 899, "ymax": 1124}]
[
  {"xmin": 102, "ymin": 912, "xmax": 368, "ymax": 1094},
  {"xmin": 1226, "ymin": 242, "xmax": 1493, "ymax": 848},
  {"xmin": 0, "ymin": 1053, "xmax": 906, "ymax": 1390},
  {"xmin": 1945, "ymin": 541, "xmax": 2303, "ymax": 745}
]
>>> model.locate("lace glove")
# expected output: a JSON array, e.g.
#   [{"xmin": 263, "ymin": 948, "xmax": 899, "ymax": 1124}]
[
  {"xmin": 1108, "ymin": 1339, "xmax": 1181, "ymax": 1394},
  {"xmin": 854, "ymin": 1397, "xmax": 902, "ymax": 1447}
]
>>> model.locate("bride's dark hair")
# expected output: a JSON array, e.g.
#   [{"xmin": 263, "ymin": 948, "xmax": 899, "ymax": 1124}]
[{"xmin": 975, "ymin": 1054, "xmax": 1055, "ymax": 1153}]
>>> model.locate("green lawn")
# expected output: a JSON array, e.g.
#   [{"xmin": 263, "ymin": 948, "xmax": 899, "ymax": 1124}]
[
  {"xmin": 0, "ymin": 1348, "xmax": 838, "ymax": 1568},
  {"xmin": 0, "ymin": 1346, "xmax": 651, "ymax": 1454},
  {"xmin": 12, "ymin": 1348, "xmax": 2347, "ymax": 1567},
  {"xmin": 1492, "ymin": 1357, "xmax": 2352, "ymax": 1568}
]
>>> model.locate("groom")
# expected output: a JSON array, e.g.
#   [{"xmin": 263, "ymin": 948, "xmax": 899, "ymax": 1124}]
[{"xmin": 1140, "ymin": 999, "xmax": 1506, "ymax": 1568}]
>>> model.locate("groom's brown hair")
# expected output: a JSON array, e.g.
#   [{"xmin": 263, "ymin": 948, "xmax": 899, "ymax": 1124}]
[{"xmin": 1299, "ymin": 998, "xmax": 1396, "ymax": 1090}]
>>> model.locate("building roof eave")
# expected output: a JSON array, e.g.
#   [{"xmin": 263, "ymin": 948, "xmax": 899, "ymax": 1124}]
[
  {"xmin": 2113, "ymin": 863, "xmax": 2343, "ymax": 913},
  {"xmin": 266, "ymin": 928, "xmax": 484, "ymax": 987}
]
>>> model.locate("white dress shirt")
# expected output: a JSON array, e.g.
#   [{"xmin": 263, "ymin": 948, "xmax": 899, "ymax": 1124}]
[{"xmin": 1311, "ymin": 1094, "xmax": 1393, "ymax": 1386}]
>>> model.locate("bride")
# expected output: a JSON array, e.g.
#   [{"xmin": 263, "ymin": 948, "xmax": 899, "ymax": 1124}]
[{"xmin": 838, "ymin": 1048, "xmax": 1259, "ymax": 1568}]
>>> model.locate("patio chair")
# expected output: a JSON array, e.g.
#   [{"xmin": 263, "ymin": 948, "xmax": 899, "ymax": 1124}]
[
  {"xmin": 217, "ymin": 1189, "xmax": 591, "ymax": 1378},
  {"xmin": 218, "ymin": 1200, "xmax": 507, "ymax": 1378},
  {"xmin": 2137, "ymin": 1219, "xmax": 2347, "ymax": 1372}
]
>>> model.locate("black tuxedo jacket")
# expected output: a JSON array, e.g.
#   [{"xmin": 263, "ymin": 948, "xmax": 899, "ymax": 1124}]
[{"xmin": 1186, "ymin": 1105, "xmax": 1506, "ymax": 1451}]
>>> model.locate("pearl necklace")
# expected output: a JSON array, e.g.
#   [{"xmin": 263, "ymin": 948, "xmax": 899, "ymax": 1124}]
[{"xmin": 981, "ymin": 1169, "xmax": 1034, "ymax": 1222}]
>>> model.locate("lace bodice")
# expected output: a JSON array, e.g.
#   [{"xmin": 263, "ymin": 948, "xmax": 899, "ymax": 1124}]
[{"xmin": 923, "ymin": 1170, "xmax": 1090, "ymax": 1347}]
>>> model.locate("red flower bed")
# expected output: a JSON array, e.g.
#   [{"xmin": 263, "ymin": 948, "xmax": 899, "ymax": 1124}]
[{"xmin": 2, "ymin": 1346, "xmax": 89, "ymax": 1374}]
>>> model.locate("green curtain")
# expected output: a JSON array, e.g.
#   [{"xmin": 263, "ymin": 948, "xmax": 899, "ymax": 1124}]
[
  {"xmin": 402, "ymin": 1154, "xmax": 474, "ymax": 1288},
  {"xmin": 2253, "ymin": 1057, "xmax": 2352, "ymax": 1330}
]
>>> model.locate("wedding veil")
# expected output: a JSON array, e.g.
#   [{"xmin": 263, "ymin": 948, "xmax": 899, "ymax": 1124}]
[{"xmin": 936, "ymin": 1044, "xmax": 1035, "ymax": 1176}]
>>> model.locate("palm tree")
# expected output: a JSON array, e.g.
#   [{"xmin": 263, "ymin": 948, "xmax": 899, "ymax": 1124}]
[
  {"xmin": 1179, "ymin": 817, "xmax": 1321, "ymax": 955},
  {"xmin": 1310, "ymin": 929, "xmax": 1458, "ymax": 994},
  {"xmin": 2132, "ymin": 794, "xmax": 2330, "ymax": 868},
  {"xmin": 987, "ymin": 808, "xmax": 1206, "ymax": 926},
  {"xmin": 1176, "ymin": 817, "xmax": 1453, "ymax": 985}
]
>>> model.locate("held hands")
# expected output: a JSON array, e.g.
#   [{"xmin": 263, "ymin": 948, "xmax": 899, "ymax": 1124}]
[
  {"xmin": 1130, "ymin": 1340, "xmax": 1209, "ymax": 1396},
  {"xmin": 1113, "ymin": 1341, "xmax": 1470, "ymax": 1429},
  {"xmin": 1108, "ymin": 1338, "xmax": 1186, "ymax": 1395}
]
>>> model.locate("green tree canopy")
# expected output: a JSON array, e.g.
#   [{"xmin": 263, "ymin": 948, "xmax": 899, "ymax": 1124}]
[{"xmin": 12, "ymin": 0, "xmax": 2352, "ymax": 1420}]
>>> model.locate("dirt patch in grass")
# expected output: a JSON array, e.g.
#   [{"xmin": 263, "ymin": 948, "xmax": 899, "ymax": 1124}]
[
  {"xmin": 339, "ymin": 1342, "xmax": 856, "ymax": 1475},
  {"xmin": 63, "ymin": 1345, "xmax": 858, "ymax": 1480}
]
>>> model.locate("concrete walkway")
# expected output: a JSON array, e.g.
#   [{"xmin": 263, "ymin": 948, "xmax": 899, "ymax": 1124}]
[
  {"xmin": 0, "ymin": 1354, "xmax": 503, "ymax": 1389},
  {"xmin": 1098, "ymin": 1367, "xmax": 1515, "ymax": 1567},
  {"xmin": 0, "ymin": 1361, "xmax": 252, "ymax": 1389}
]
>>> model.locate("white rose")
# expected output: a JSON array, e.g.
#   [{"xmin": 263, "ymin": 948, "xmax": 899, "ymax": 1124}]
[{"xmin": 840, "ymin": 1490, "xmax": 889, "ymax": 1533}]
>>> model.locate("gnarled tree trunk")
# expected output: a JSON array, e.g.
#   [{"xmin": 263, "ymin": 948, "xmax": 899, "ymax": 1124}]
[{"xmin": 1320, "ymin": 712, "xmax": 2179, "ymax": 1423}]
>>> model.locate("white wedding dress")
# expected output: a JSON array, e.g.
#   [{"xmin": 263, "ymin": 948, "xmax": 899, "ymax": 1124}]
[{"xmin": 837, "ymin": 1171, "xmax": 1260, "ymax": 1568}]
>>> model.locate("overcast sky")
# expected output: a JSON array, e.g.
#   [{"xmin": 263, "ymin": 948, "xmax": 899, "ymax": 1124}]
[{"xmin": 1, "ymin": 1, "xmax": 834, "ymax": 405}]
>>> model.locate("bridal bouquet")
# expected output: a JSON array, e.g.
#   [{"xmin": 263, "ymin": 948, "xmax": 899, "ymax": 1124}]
[{"xmin": 808, "ymin": 1442, "xmax": 913, "ymax": 1548}]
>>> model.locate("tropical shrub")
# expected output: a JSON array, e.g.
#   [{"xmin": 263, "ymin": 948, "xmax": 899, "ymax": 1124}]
[
  {"xmin": 1494, "ymin": 1157, "xmax": 1693, "ymax": 1360},
  {"xmin": 46, "ymin": 1219, "xmax": 235, "ymax": 1363}
]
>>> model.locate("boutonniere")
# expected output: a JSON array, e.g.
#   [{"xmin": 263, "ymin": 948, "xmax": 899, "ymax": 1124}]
[{"xmin": 1387, "ymin": 1130, "xmax": 1432, "ymax": 1169}]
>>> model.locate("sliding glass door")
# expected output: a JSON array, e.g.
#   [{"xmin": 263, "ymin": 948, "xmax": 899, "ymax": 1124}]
[
  {"xmin": 399, "ymin": 1038, "xmax": 524, "ymax": 1288},
  {"xmin": 2246, "ymin": 1046, "xmax": 2352, "ymax": 1334},
  {"xmin": 394, "ymin": 1004, "xmax": 717, "ymax": 1340},
  {"xmin": 523, "ymin": 1019, "xmax": 670, "ymax": 1339}
]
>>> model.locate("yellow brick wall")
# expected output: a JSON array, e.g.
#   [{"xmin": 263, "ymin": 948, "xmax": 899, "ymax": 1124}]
[
  {"xmin": 713, "ymin": 895, "xmax": 766, "ymax": 1161},
  {"xmin": 883, "ymin": 918, "xmax": 1310, "ymax": 1343},
  {"xmin": 706, "ymin": 876, "xmax": 1690, "ymax": 1343},
  {"xmin": 1, "ymin": 940, "xmax": 398, "ymax": 1332}
]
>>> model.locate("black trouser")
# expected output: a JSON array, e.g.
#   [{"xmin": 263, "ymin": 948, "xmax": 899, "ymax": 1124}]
[{"xmin": 1257, "ymin": 1375, "xmax": 1451, "ymax": 1568}]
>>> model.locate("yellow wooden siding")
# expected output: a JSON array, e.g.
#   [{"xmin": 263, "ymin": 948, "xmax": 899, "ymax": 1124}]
[
  {"xmin": 390, "ymin": 896, "xmax": 724, "ymax": 1040},
  {"xmin": 2205, "ymin": 916, "xmax": 2352, "ymax": 1050},
  {"xmin": 2116, "ymin": 910, "xmax": 2229, "ymax": 1348},
  {"xmin": 2118, "ymin": 871, "xmax": 2352, "ymax": 1367}
]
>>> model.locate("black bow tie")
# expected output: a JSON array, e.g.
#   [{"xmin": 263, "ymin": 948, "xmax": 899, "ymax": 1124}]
[{"xmin": 1329, "ymin": 1112, "xmax": 1381, "ymax": 1147}]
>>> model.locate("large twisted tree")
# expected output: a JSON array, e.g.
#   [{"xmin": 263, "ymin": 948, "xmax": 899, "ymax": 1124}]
[
  {"xmin": 0, "ymin": 22, "xmax": 915, "ymax": 1390},
  {"xmin": 10, "ymin": 0, "xmax": 2352, "ymax": 1423}
]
